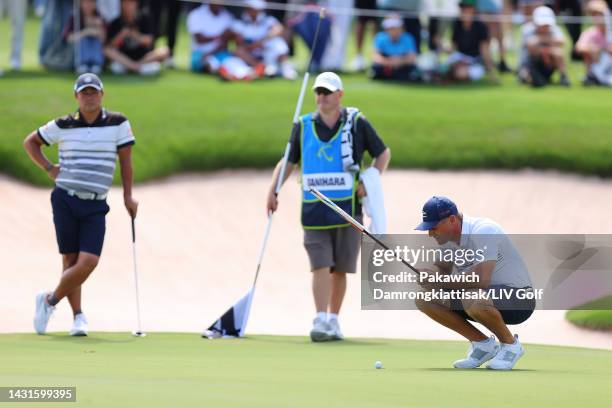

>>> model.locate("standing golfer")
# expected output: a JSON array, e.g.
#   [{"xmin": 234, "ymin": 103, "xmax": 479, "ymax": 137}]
[
  {"xmin": 267, "ymin": 72, "xmax": 391, "ymax": 342},
  {"xmin": 414, "ymin": 196, "xmax": 534, "ymax": 370},
  {"xmin": 24, "ymin": 73, "xmax": 137, "ymax": 336}
]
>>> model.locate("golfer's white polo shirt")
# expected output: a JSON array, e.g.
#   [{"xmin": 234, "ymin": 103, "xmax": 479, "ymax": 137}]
[
  {"xmin": 187, "ymin": 5, "xmax": 235, "ymax": 54},
  {"xmin": 38, "ymin": 109, "xmax": 135, "ymax": 195},
  {"xmin": 454, "ymin": 215, "xmax": 532, "ymax": 288}
]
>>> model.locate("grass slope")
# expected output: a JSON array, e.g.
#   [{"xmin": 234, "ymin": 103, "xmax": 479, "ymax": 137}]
[
  {"xmin": 2, "ymin": 18, "xmax": 612, "ymax": 186},
  {"xmin": 566, "ymin": 296, "xmax": 612, "ymax": 330},
  {"xmin": 2, "ymin": 333, "xmax": 612, "ymax": 407}
]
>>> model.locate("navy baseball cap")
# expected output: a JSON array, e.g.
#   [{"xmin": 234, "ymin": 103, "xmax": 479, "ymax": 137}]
[
  {"xmin": 415, "ymin": 196, "xmax": 459, "ymax": 231},
  {"xmin": 74, "ymin": 73, "xmax": 103, "ymax": 93}
]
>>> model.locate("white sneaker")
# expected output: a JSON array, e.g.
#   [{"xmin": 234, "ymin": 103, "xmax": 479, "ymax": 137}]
[
  {"xmin": 327, "ymin": 318, "xmax": 344, "ymax": 341},
  {"xmin": 453, "ymin": 336, "xmax": 499, "ymax": 369},
  {"xmin": 280, "ymin": 61, "xmax": 297, "ymax": 80},
  {"xmin": 486, "ymin": 335, "xmax": 525, "ymax": 370},
  {"xmin": 70, "ymin": 313, "xmax": 88, "ymax": 336},
  {"xmin": 110, "ymin": 61, "xmax": 127, "ymax": 74},
  {"xmin": 139, "ymin": 61, "xmax": 162, "ymax": 76},
  {"xmin": 76, "ymin": 65, "xmax": 88, "ymax": 75},
  {"xmin": 350, "ymin": 54, "xmax": 366, "ymax": 72},
  {"xmin": 310, "ymin": 317, "xmax": 332, "ymax": 342},
  {"xmin": 34, "ymin": 292, "xmax": 55, "ymax": 335},
  {"xmin": 264, "ymin": 63, "xmax": 278, "ymax": 77},
  {"xmin": 164, "ymin": 57, "xmax": 175, "ymax": 69}
]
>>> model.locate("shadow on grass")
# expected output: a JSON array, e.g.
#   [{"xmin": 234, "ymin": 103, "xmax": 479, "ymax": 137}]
[
  {"xmin": 242, "ymin": 335, "xmax": 385, "ymax": 347},
  {"xmin": 47, "ymin": 333, "xmax": 137, "ymax": 344},
  {"xmin": 418, "ymin": 367, "xmax": 539, "ymax": 373}
]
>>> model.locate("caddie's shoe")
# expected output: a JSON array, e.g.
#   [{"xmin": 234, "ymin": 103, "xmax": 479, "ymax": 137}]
[
  {"xmin": 310, "ymin": 317, "xmax": 332, "ymax": 342},
  {"xmin": 486, "ymin": 335, "xmax": 525, "ymax": 370},
  {"xmin": 453, "ymin": 336, "xmax": 499, "ymax": 369},
  {"xmin": 327, "ymin": 318, "xmax": 344, "ymax": 341},
  {"xmin": 70, "ymin": 313, "xmax": 88, "ymax": 336},
  {"xmin": 34, "ymin": 292, "xmax": 55, "ymax": 335}
]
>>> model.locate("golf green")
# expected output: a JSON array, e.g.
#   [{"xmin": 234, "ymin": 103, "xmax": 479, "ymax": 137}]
[{"xmin": 1, "ymin": 333, "xmax": 611, "ymax": 407}]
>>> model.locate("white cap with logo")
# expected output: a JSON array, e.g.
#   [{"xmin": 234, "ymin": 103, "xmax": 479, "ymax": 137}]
[{"xmin": 312, "ymin": 72, "xmax": 343, "ymax": 92}]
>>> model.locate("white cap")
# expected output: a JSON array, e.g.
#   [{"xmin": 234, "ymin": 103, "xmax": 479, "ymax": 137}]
[
  {"xmin": 382, "ymin": 14, "xmax": 403, "ymax": 30},
  {"xmin": 245, "ymin": 0, "xmax": 265, "ymax": 10},
  {"xmin": 312, "ymin": 72, "xmax": 343, "ymax": 92},
  {"xmin": 533, "ymin": 6, "xmax": 556, "ymax": 26}
]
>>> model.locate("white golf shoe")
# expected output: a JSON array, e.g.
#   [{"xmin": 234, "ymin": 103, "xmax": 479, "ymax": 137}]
[
  {"xmin": 70, "ymin": 313, "xmax": 88, "ymax": 336},
  {"xmin": 310, "ymin": 317, "xmax": 332, "ymax": 342},
  {"xmin": 33, "ymin": 292, "xmax": 55, "ymax": 335},
  {"xmin": 327, "ymin": 318, "xmax": 344, "ymax": 341},
  {"xmin": 453, "ymin": 336, "xmax": 499, "ymax": 369},
  {"xmin": 486, "ymin": 335, "xmax": 525, "ymax": 370}
]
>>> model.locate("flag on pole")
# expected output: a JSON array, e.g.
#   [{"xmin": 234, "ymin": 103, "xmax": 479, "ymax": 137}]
[{"xmin": 202, "ymin": 287, "xmax": 255, "ymax": 338}]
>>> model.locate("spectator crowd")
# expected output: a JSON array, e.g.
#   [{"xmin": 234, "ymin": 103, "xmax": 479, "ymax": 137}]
[{"xmin": 1, "ymin": 0, "xmax": 611, "ymax": 87}]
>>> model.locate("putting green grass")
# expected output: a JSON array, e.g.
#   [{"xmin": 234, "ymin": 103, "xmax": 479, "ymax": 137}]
[
  {"xmin": 3, "ymin": 18, "xmax": 612, "ymax": 186},
  {"xmin": 566, "ymin": 296, "xmax": 612, "ymax": 330},
  {"xmin": 1, "ymin": 333, "xmax": 611, "ymax": 407}
]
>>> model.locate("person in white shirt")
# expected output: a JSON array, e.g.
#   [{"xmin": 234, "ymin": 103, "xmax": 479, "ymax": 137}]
[
  {"xmin": 232, "ymin": 0, "xmax": 297, "ymax": 79},
  {"xmin": 414, "ymin": 196, "xmax": 534, "ymax": 371},
  {"xmin": 187, "ymin": 2, "xmax": 235, "ymax": 73}
]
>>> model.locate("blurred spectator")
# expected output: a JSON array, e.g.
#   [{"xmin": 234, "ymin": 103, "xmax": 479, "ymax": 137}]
[
  {"xmin": 554, "ymin": 0, "xmax": 583, "ymax": 60},
  {"xmin": 147, "ymin": 0, "xmax": 181, "ymax": 67},
  {"xmin": 351, "ymin": 0, "xmax": 379, "ymax": 71},
  {"xmin": 1, "ymin": 0, "xmax": 27, "ymax": 70},
  {"xmin": 577, "ymin": 0, "xmax": 612, "ymax": 85},
  {"xmin": 64, "ymin": 0, "xmax": 106, "ymax": 74},
  {"xmin": 519, "ymin": 0, "xmax": 545, "ymax": 21},
  {"xmin": 477, "ymin": 0, "xmax": 511, "ymax": 72},
  {"xmin": 97, "ymin": 0, "xmax": 120, "ymax": 22},
  {"xmin": 287, "ymin": 3, "xmax": 332, "ymax": 72},
  {"xmin": 39, "ymin": 0, "xmax": 74, "ymax": 71},
  {"xmin": 187, "ymin": 2, "xmax": 234, "ymax": 73},
  {"xmin": 446, "ymin": 0, "xmax": 495, "ymax": 82},
  {"xmin": 379, "ymin": 0, "xmax": 422, "ymax": 54},
  {"xmin": 371, "ymin": 13, "xmax": 418, "ymax": 81},
  {"xmin": 320, "ymin": 0, "xmax": 353, "ymax": 70},
  {"xmin": 104, "ymin": 0, "xmax": 170, "ymax": 75},
  {"xmin": 232, "ymin": 0, "xmax": 297, "ymax": 79},
  {"xmin": 520, "ymin": 6, "xmax": 570, "ymax": 87}
]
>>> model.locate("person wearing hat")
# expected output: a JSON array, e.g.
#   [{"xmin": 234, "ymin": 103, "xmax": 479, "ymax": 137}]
[
  {"xmin": 414, "ymin": 196, "xmax": 534, "ymax": 370},
  {"xmin": 371, "ymin": 13, "xmax": 418, "ymax": 81},
  {"xmin": 576, "ymin": 0, "xmax": 612, "ymax": 85},
  {"xmin": 23, "ymin": 73, "xmax": 138, "ymax": 336},
  {"xmin": 446, "ymin": 0, "xmax": 497, "ymax": 82},
  {"xmin": 232, "ymin": 0, "xmax": 297, "ymax": 79},
  {"xmin": 520, "ymin": 5, "xmax": 570, "ymax": 87},
  {"xmin": 266, "ymin": 72, "xmax": 391, "ymax": 342}
]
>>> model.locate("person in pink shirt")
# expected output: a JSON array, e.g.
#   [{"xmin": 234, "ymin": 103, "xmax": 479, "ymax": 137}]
[{"xmin": 577, "ymin": 0, "xmax": 612, "ymax": 85}]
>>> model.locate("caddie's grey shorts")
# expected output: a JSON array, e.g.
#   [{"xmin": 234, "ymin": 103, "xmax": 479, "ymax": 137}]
[{"xmin": 303, "ymin": 217, "xmax": 362, "ymax": 274}]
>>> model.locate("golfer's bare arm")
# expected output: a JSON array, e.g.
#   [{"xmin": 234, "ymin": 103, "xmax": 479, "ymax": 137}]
[
  {"xmin": 118, "ymin": 145, "xmax": 138, "ymax": 217},
  {"xmin": 432, "ymin": 260, "xmax": 496, "ymax": 290},
  {"xmin": 372, "ymin": 148, "xmax": 391, "ymax": 174},
  {"xmin": 23, "ymin": 131, "xmax": 58, "ymax": 179},
  {"xmin": 266, "ymin": 159, "xmax": 298, "ymax": 213}
]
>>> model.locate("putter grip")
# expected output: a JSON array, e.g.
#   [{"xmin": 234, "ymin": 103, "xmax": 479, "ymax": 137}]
[{"xmin": 131, "ymin": 217, "xmax": 136, "ymax": 243}]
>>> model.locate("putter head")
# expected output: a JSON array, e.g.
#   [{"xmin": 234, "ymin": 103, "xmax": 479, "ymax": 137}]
[{"xmin": 131, "ymin": 330, "xmax": 147, "ymax": 337}]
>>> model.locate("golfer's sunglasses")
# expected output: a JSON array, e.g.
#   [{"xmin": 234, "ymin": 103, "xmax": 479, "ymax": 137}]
[{"xmin": 314, "ymin": 88, "xmax": 334, "ymax": 96}]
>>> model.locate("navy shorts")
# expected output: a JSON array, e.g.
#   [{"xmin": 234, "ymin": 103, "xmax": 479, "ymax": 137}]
[
  {"xmin": 51, "ymin": 187, "xmax": 110, "ymax": 256},
  {"xmin": 451, "ymin": 285, "xmax": 536, "ymax": 325}
]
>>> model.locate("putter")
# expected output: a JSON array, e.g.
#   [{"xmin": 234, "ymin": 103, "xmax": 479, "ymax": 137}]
[
  {"xmin": 309, "ymin": 187, "xmax": 419, "ymax": 273},
  {"xmin": 131, "ymin": 216, "xmax": 146, "ymax": 337}
]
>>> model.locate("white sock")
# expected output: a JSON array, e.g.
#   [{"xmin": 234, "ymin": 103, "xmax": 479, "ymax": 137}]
[
  {"xmin": 327, "ymin": 313, "xmax": 339, "ymax": 322},
  {"xmin": 316, "ymin": 312, "xmax": 327, "ymax": 321}
]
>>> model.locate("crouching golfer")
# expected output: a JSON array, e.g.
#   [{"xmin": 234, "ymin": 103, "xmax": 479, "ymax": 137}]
[
  {"xmin": 23, "ymin": 73, "xmax": 138, "ymax": 336},
  {"xmin": 414, "ymin": 196, "xmax": 534, "ymax": 370}
]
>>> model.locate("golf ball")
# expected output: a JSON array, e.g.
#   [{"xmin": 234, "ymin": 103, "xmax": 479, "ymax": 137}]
[{"xmin": 375, "ymin": 361, "xmax": 383, "ymax": 369}]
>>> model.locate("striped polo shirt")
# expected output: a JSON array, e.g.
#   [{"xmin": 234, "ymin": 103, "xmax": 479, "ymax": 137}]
[{"xmin": 38, "ymin": 109, "xmax": 135, "ymax": 195}]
